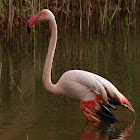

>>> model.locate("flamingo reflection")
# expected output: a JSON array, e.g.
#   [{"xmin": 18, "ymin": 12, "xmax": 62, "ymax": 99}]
[{"xmin": 80, "ymin": 119, "xmax": 135, "ymax": 140}]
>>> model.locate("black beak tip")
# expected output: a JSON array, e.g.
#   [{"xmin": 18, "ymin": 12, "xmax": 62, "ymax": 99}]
[{"xmin": 27, "ymin": 23, "xmax": 31, "ymax": 34}]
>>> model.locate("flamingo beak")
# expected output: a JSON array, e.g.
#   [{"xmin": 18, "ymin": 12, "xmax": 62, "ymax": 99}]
[
  {"xmin": 122, "ymin": 96, "xmax": 136, "ymax": 115},
  {"xmin": 27, "ymin": 14, "xmax": 40, "ymax": 34}
]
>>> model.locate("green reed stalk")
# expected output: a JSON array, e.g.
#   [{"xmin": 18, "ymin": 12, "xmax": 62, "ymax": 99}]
[
  {"xmin": 125, "ymin": 16, "xmax": 129, "ymax": 36},
  {"xmin": 106, "ymin": 8, "xmax": 117, "ymax": 34},
  {"xmin": 125, "ymin": 1, "xmax": 136, "ymax": 37},
  {"xmin": 0, "ymin": 0, "xmax": 3, "ymax": 10},
  {"xmin": 99, "ymin": 7, "xmax": 103, "ymax": 31},
  {"xmin": 132, "ymin": 0, "xmax": 136, "ymax": 12},
  {"xmin": 20, "ymin": 0, "xmax": 22, "ymax": 17},
  {"xmin": 124, "ymin": 4, "xmax": 135, "ymax": 51},
  {"xmin": 99, "ymin": 0, "xmax": 108, "ymax": 33},
  {"xmin": 106, "ymin": 8, "xmax": 117, "ymax": 25},
  {"xmin": 98, "ymin": 0, "xmax": 103, "ymax": 32},
  {"xmin": 65, "ymin": 0, "xmax": 71, "ymax": 24},
  {"xmin": 125, "ymin": 9, "xmax": 135, "ymax": 37}
]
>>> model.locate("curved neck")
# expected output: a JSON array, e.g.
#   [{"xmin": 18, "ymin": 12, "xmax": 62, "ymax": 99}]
[{"xmin": 42, "ymin": 19, "xmax": 58, "ymax": 94}]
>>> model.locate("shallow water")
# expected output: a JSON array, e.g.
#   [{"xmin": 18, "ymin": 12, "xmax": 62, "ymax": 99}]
[{"xmin": 0, "ymin": 18, "xmax": 140, "ymax": 140}]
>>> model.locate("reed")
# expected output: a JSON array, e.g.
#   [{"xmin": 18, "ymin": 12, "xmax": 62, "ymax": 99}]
[
  {"xmin": 79, "ymin": 0, "xmax": 82, "ymax": 32},
  {"xmin": 125, "ymin": 1, "xmax": 136, "ymax": 37},
  {"xmin": 65, "ymin": 0, "xmax": 71, "ymax": 24},
  {"xmin": 106, "ymin": 8, "xmax": 117, "ymax": 26},
  {"xmin": 125, "ymin": 15, "xmax": 130, "ymax": 37},
  {"xmin": 0, "ymin": 0, "xmax": 3, "ymax": 10},
  {"xmin": 106, "ymin": 8, "xmax": 117, "ymax": 34},
  {"xmin": 0, "ymin": 0, "xmax": 138, "ymax": 39},
  {"xmin": 7, "ymin": 0, "xmax": 14, "ymax": 40},
  {"xmin": 124, "ymin": 1, "xmax": 136, "ymax": 52}
]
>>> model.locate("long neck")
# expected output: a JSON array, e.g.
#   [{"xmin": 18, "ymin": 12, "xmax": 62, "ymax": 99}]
[{"xmin": 42, "ymin": 19, "xmax": 58, "ymax": 94}]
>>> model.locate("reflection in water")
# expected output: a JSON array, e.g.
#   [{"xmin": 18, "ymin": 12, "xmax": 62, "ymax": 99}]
[{"xmin": 81, "ymin": 119, "xmax": 135, "ymax": 140}]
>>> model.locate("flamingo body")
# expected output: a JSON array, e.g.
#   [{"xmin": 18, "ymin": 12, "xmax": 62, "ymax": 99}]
[
  {"xmin": 28, "ymin": 9, "xmax": 135, "ymax": 122},
  {"xmin": 57, "ymin": 70, "xmax": 120, "ymax": 101}
]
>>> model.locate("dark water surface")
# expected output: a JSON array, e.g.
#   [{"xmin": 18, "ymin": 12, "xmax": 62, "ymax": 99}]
[{"xmin": 0, "ymin": 19, "xmax": 140, "ymax": 140}]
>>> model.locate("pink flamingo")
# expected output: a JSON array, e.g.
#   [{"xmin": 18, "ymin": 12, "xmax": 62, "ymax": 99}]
[{"xmin": 27, "ymin": 9, "xmax": 135, "ymax": 122}]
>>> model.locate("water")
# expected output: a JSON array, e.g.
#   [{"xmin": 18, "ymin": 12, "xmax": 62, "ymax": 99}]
[{"xmin": 0, "ymin": 18, "xmax": 140, "ymax": 140}]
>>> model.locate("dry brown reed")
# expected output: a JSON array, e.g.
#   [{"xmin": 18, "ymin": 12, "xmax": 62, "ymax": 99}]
[{"xmin": 0, "ymin": 0, "xmax": 139, "ymax": 38}]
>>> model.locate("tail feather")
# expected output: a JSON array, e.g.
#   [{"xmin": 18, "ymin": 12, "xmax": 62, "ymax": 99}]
[{"xmin": 93, "ymin": 74, "xmax": 135, "ymax": 115}]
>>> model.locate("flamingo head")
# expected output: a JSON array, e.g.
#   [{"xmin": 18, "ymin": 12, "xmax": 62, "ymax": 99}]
[
  {"xmin": 80, "ymin": 95, "xmax": 136, "ymax": 122},
  {"xmin": 121, "ymin": 96, "xmax": 136, "ymax": 115},
  {"xmin": 108, "ymin": 94, "xmax": 136, "ymax": 116},
  {"xmin": 27, "ymin": 9, "xmax": 55, "ymax": 33}
]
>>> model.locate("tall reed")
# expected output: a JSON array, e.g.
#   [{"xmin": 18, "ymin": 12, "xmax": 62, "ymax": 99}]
[
  {"xmin": 106, "ymin": 8, "xmax": 117, "ymax": 34},
  {"xmin": 0, "ymin": 0, "xmax": 138, "ymax": 39},
  {"xmin": 65, "ymin": 0, "xmax": 71, "ymax": 24},
  {"xmin": 79, "ymin": 0, "xmax": 82, "ymax": 32},
  {"xmin": 0, "ymin": 0, "xmax": 3, "ymax": 10}
]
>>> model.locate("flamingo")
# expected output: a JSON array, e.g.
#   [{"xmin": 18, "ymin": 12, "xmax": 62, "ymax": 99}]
[{"xmin": 27, "ymin": 9, "xmax": 135, "ymax": 122}]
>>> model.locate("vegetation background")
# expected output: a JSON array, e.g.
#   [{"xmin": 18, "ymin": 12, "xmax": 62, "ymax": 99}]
[{"xmin": 0, "ymin": 0, "xmax": 139, "ymax": 38}]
